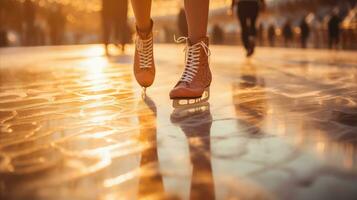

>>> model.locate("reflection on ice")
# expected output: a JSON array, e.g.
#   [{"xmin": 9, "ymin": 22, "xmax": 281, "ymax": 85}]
[{"xmin": 0, "ymin": 45, "xmax": 357, "ymax": 200}]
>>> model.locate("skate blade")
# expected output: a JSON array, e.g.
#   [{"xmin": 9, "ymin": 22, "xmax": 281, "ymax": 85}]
[
  {"xmin": 172, "ymin": 87, "xmax": 210, "ymax": 109},
  {"xmin": 141, "ymin": 87, "xmax": 147, "ymax": 99},
  {"xmin": 171, "ymin": 102, "xmax": 210, "ymax": 121}
]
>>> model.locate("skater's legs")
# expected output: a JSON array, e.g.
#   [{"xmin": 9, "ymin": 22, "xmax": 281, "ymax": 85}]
[
  {"xmin": 248, "ymin": 4, "xmax": 259, "ymax": 38},
  {"xmin": 114, "ymin": 22, "xmax": 126, "ymax": 53},
  {"xmin": 184, "ymin": 0, "xmax": 209, "ymax": 43},
  {"xmin": 246, "ymin": 3, "xmax": 258, "ymax": 56},
  {"xmin": 301, "ymin": 37, "xmax": 307, "ymax": 48},
  {"xmin": 329, "ymin": 35, "xmax": 334, "ymax": 49},
  {"xmin": 131, "ymin": 0, "xmax": 152, "ymax": 31},
  {"xmin": 335, "ymin": 35, "xmax": 340, "ymax": 48},
  {"xmin": 102, "ymin": 20, "xmax": 111, "ymax": 55},
  {"xmin": 238, "ymin": 3, "xmax": 249, "ymax": 50}
]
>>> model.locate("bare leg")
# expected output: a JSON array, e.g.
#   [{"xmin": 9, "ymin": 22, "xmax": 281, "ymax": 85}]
[
  {"xmin": 131, "ymin": 0, "xmax": 152, "ymax": 31},
  {"xmin": 184, "ymin": 0, "xmax": 209, "ymax": 43}
]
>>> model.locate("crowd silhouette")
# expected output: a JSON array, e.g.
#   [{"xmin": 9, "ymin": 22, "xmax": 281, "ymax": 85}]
[
  {"xmin": 227, "ymin": 0, "xmax": 355, "ymax": 51},
  {"xmin": 102, "ymin": 0, "xmax": 131, "ymax": 56},
  {"xmin": 0, "ymin": 0, "xmax": 355, "ymax": 51},
  {"xmin": 0, "ymin": 0, "xmax": 66, "ymax": 47}
]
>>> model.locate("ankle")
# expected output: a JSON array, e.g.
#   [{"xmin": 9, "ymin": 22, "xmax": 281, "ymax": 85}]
[
  {"xmin": 137, "ymin": 23, "xmax": 151, "ymax": 32},
  {"xmin": 136, "ymin": 19, "xmax": 153, "ymax": 37}
]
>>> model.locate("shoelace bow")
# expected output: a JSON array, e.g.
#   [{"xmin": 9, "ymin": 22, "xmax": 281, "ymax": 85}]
[
  {"xmin": 136, "ymin": 35, "xmax": 153, "ymax": 69},
  {"xmin": 174, "ymin": 36, "xmax": 211, "ymax": 83}
]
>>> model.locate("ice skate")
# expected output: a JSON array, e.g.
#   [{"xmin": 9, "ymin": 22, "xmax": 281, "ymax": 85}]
[
  {"xmin": 133, "ymin": 20, "xmax": 155, "ymax": 90},
  {"xmin": 170, "ymin": 36, "xmax": 212, "ymax": 108}
]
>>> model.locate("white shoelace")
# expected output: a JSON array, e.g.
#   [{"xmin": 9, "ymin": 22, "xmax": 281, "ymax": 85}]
[
  {"xmin": 175, "ymin": 36, "xmax": 211, "ymax": 83},
  {"xmin": 135, "ymin": 35, "xmax": 153, "ymax": 69}
]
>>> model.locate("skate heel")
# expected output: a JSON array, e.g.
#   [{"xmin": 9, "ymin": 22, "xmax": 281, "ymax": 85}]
[
  {"xmin": 202, "ymin": 86, "xmax": 210, "ymax": 99},
  {"xmin": 172, "ymin": 87, "xmax": 210, "ymax": 108}
]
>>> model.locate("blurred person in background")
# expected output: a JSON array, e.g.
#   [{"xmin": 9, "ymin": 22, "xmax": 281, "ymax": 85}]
[
  {"xmin": 177, "ymin": 8, "xmax": 188, "ymax": 37},
  {"xmin": 268, "ymin": 23, "xmax": 275, "ymax": 47},
  {"xmin": 231, "ymin": 0, "xmax": 266, "ymax": 57},
  {"xmin": 0, "ymin": 1, "xmax": 7, "ymax": 47},
  {"xmin": 299, "ymin": 16, "xmax": 310, "ymax": 48},
  {"xmin": 328, "ymin": 9, "xmax": 342, "ymax": 49},
  {"xmin": 23, "ymin": 0, "xmax": 36, "ymax": 46},
  {"xmin": 47, "ymin": 5, "xmax": 66, "ymax": 45},
  {"xmin": 283, "ymin": 19, "xmax": 293, "ymax": 47},
  {"xmin": 102, "ymin": 0, "xmax": 130, "ymax": 55},
  {"xmin": 115, "ymin": 0, "xmax": 131, "ymax": 53},
  {"xmin": 114, "ymin": 0, "xmax": 131, "ymax": 53},
  {"xmin": 102, "ymin": 0, "xmax": 116, "ymax": 55}
]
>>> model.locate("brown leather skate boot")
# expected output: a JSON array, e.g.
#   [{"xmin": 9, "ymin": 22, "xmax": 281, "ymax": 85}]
[
  {"xmin": 134, "ymin": 20, "xmax": 155, "ymax": 89},
  {"xmin": 170, "ymin": 37, "xmax": 212, "ymax": 108}
]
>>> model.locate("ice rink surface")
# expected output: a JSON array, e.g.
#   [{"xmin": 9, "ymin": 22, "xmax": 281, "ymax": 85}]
[{"xmin": 1, "ymin": 44, "xmax": 357, "ymax": 200}]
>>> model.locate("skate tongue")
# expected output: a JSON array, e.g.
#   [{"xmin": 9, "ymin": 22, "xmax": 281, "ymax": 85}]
[
  {"xmin": 188, "ymin": 37, "xmax": 209, "ymax": 46},
  {"xmin": 137, "ymin": 30, "xmax": 152, "ymax": 39}
]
